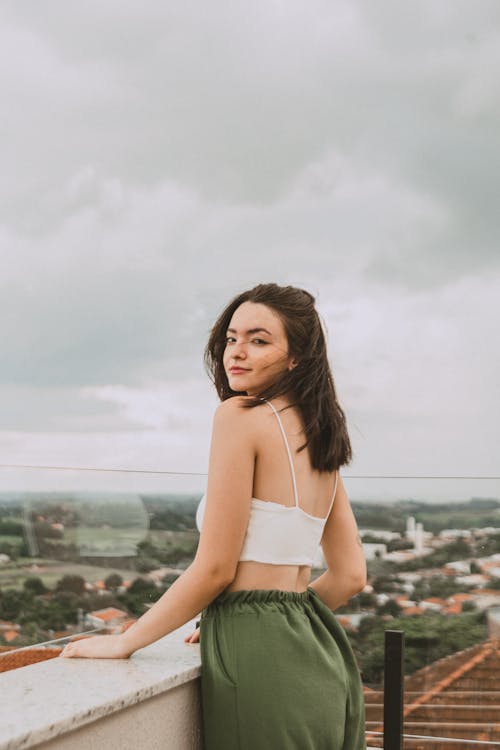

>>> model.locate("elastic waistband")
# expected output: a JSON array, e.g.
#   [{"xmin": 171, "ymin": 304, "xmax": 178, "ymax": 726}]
[{"xmin": 202, "ymin": 587, "xmax": 319, "ymax": 618}]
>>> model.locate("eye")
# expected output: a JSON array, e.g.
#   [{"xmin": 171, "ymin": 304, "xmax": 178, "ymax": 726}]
[{"xmin": 224, "ymin": 336, "xmax": 268, "ymax": 345}]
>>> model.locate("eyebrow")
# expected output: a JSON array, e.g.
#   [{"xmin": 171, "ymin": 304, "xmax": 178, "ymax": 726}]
[{"xmin": 226, "ymin": 327, "xmax": 273, "ymax": 336}]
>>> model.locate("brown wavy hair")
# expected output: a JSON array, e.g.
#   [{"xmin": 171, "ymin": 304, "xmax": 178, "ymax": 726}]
[{"xmin": 203, "ymin": 282, "xmax": 353, "ymax": 472}]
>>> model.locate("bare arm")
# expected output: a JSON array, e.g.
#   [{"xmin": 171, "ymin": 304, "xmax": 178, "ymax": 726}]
[
  {"xmin": 309, "ymin": 472, "xmax": 366, "ymax": 611},
  {"xmin": 62, "ymin": 398, "xmax": 255, "ymax": 660},
  {"xmin": 121, "ymin": 397, "xmax": 256, "ymax": 655}
]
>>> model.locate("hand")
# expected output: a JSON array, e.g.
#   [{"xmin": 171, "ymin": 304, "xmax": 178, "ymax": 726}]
[
  {"xmin": 184, "ymin": 626, "xmax": 200, "ymax": 644},
  {"xmin": 60, "ymin": 634, "xmax": 131, "ymax": 660}
]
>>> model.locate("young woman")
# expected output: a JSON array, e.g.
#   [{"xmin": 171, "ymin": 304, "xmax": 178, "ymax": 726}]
[{"xmin": 61, "ymin": 282, "xmax": 367, "ymax": 749}]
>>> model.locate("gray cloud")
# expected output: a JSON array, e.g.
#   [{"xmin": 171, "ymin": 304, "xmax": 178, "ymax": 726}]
[{"xmin": 0, "ymin": 2, "xmax": 499, "ymax": 479}]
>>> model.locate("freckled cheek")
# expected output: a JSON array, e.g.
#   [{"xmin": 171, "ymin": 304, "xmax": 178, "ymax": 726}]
[{"xmin": 260, "ymin": 353, "xmax": 283, "ymax": 371}]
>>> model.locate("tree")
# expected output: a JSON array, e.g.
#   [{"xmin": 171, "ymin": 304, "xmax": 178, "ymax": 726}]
[
  {"xmin": 127, "ymin": 577, "xmax": 158, "ymax": 597},
  {"xmin": 352, "ymin": 611, "xmax": 487, "ymax": 684},
  {"xmin": 136, "ymin": 556, "xmax": 160, "ymax": 573},
  {"xmin": 23, "ymin": 577, "xmax": 48, "ymax": 596},
  {"xmin": 104, "ymin": 573, "xmax": 123, "ymax": 591},
  {"xmin": 0, "ymin": 589, "xmax": 24, "ymax": 620},
  {"xmin": 162, "ymin": 571, "xmax": 180, "ymax": 585},
  {"xmin": 55, "ymin": 574, "xmax": 86, "ymax": 596},
  {"xmin": 123, "ymin": 577, "xmax": 161, "ymax": 616},
  {"xmin": 376, "ymin": 600, "xmax": 402, "ymax": 617}
]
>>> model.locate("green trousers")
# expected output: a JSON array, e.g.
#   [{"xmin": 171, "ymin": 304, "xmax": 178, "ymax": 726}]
[{"xmin": 199, "ymin": 587, "xmax": 366, "ymax": 749}]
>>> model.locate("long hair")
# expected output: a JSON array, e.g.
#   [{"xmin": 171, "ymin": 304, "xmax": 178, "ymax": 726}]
[{"xmin": 204, "ymin": 282, "xmax": 353, "ymax": 472}]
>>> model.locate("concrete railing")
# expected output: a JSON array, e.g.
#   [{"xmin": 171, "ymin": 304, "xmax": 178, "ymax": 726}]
[
  {"xmin": 0, "ymin": 618, "xmax": 382, "ymax": 750},
  {"xmin": 0, "ymin": 619, "xmax": 202, "ymax": 750}
]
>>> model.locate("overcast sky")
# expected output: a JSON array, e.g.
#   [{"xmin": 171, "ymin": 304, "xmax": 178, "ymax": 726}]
[{"xmin": 1, "ymin": 1, "xmax": 499, "ymax": 500}]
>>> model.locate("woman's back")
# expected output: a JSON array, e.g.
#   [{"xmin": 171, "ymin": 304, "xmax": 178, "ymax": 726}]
[
  {"xmin": 251, "ymin": 396, "xmax": 338, "ymax": 517},
  {"xmin": 219, "ymin": 395, "xmax": 339, "ymax": 593}
]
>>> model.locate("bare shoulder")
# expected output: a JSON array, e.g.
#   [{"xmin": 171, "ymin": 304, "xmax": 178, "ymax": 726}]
[
  {"xmin": 213, "ymin": 396, "xmax": 265, "ymax": 443},
  {"xmin": 215, "ymin": 395, "xmax": 264, "ymax": 419}
]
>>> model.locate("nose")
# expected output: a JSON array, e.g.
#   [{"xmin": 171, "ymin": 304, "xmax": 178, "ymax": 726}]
[
  {"xmin": 227, "ymin": 337, "xmax": 249, "ymax": 361},
  {"xmin": 232, "ymin": 339, "xmax": 247, "ymax": 358}
]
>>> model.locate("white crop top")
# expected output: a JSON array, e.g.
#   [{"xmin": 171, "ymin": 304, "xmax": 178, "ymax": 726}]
[{"xmin": 195, "ymin": 399, "xmax": 339, "ymax": 566}]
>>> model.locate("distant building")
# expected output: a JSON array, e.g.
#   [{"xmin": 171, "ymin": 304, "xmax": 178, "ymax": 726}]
[
  {"xmin": 469, "ymin": 589, "xmax": 500, "ymax": 610},
  {"xmin": 147, "ymin": 566, "xmax": 185, "ymax": 584},
  {"xmin": 359, "ymin": 528, "xmax": 401, "ymax": 542},
  {"xmin": 0, "ymin": 620, "xmax": 21, "ymax": 643},
  {"xmin": 445, "ymin": 560, "xmax": 471, "ymax": 574},
  {"xmin": 385, "ymin": 550, "xmax": 418, "ymax": 563},
  {"xmin": 487, "ymin": 607, "xmax": 500, "ymax": 638},
  {"xmin": 476, "ymin": 554, "xmax": 500, "ymax": 578},
  {"xmin": 455, "ymin": 573, "xmax": 490, "ymax": 588},
  {"xmin": 439, "ymin": 528, "xmax": 472, "ymax": 540},
  {"xmin": 337, "ymin": 613, "xmax": 365, "ymax": 629},
  {"xmin": 420, "ymin": 597, "xmax": 446, "ymax": 612},
  {"xmin": 405, "ymin": 516, "xmax": 432, "ymax": 556},
  {"xmin": 401, "ymin": 605, "xmax": 425, "ymax": 616},
  {"xmin": 86, "ymin": 607, "xmax": 134, "ymax": 634},
  {"xmin": 362, "ymin": 543, "xmax": 387, "ymax": 561},
  {"xmin": 414, "ymin": 522, "xmax": 424, "ymax": 554},
  {"xmin": 407, "ymin": 516, "xmax": 416, "ymax": 541},
  {"xmin": 475, "ymin": 527, "xmax": 500, "ymax": 536}
]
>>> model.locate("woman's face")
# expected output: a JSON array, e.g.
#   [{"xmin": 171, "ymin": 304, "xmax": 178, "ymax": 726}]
[{"xmin": 223, "ymin": 301, "xmax": 297, "ymax": 396}]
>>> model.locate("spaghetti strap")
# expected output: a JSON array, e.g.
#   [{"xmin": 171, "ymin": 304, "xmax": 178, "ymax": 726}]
[
  {"xmin": 325, "ymin": 469, "xmax": 339, "ymax": 519},
  {"xmin": 262, "ymin": 399, "xmax": 300, "ymax": 507}
]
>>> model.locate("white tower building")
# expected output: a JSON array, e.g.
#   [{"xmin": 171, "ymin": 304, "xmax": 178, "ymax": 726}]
[
  {"xmin": 415, "ymin": 522, "xmax": 424, "ymax": 554},
  {"xmin": 407, "ymin": 516, "xmax": 416, "ymax": 542}
]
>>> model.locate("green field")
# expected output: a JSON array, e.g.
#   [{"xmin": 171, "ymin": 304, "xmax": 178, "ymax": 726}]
[
  {"xmin": 0, "ymin": 534, "xmax": 24, "ymax": 545},
  {"xmin": 0, "ymin": 524, "xmax": 199, "ymax": 591},
  {"xmin": 413, "ymin": 506, "xmax": 500, "ymax": 531},
  {"xmin": 0, "ymin": 558, "xmax": 139, "ymax": 589}
]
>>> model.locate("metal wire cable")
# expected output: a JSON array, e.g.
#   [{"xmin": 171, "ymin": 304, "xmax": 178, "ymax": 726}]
[
  {"xmin": 0, "ymin": 629, "xmax": 103, "ymax": 656},
  {"xmin": 0, "ymin": 463, "xmax": 499, "ymax": 479}
]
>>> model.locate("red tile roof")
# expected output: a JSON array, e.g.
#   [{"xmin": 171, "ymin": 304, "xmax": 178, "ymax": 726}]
[
  {"xmin": 88, "ymin": 607, "xmax": 128, "ymax": 621},
  {"xmin": 365, "ymin": 639, "xmax": 500, "ymax": 748},
  {"xmin": 401, "ymin": 606, "xmax": 425, "ymax": 616},
  {"xmin": 0, "ymin": 646, "xmax": 62, "ymax": 673},
  {"xmin": 3, "ymin": 630, "xmax": 21, "ymax": 642},
  {"xmin": 449, "ymin": 593, "xmax": 473, "ymax": 602}
]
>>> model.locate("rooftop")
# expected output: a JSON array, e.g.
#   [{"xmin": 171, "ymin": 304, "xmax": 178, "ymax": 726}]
[{"xmin": 366, "ymin": 638, "xmax": 500, "ymax": 748}]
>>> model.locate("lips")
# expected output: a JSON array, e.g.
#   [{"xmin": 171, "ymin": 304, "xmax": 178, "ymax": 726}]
[{"xmin": 229, "ymin": 367, "xmax": 250, "ymax": 373}]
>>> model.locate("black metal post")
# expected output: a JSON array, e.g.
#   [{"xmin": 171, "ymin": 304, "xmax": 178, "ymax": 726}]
[{"xmin": 383, "ymin": 629, "xmax": 404, "ymax": 750}]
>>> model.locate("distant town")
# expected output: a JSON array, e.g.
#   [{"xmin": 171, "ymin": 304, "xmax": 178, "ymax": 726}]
[{"xmin": 1, "ymin": 493, "xmax": 500, "ymax": 687}]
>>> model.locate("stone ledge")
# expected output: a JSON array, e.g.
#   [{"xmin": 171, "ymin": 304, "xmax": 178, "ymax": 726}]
[{"xmin": 0, "ymin": 618, "xmax": 201, "ymax": 750}]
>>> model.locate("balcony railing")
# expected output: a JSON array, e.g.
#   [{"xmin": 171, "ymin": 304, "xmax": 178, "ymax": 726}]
[{"xmin": 0, "ymin": 617, "xmax": 202, "ymax": 750}]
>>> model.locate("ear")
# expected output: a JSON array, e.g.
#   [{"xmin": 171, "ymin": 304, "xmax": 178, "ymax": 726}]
[{"xmin": 288, "ymin": 358, "xmax": 298, "ymax": 371}]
